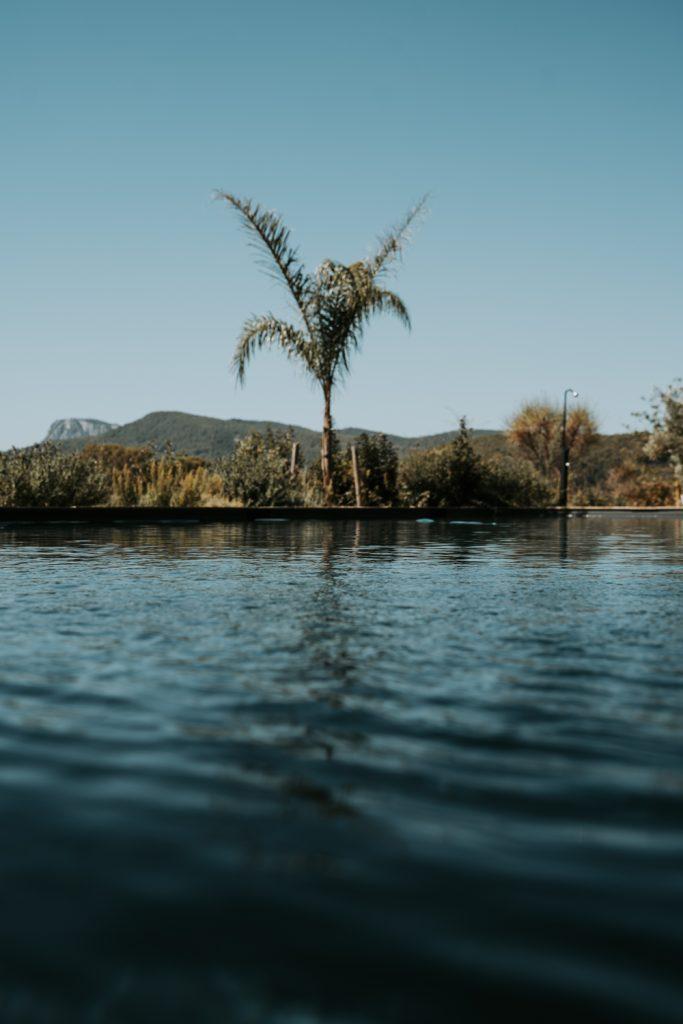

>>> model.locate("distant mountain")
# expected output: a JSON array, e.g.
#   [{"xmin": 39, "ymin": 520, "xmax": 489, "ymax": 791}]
[
  {"xmin": 45, "ymin": 418, "xmax": 119, "ymax": 442},
  {"xmin": 58, "ymin": 410, "xmax": 498, "ymax": 461}
]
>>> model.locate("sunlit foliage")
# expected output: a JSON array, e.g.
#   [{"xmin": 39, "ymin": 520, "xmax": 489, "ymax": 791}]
[
  {"xmin": 507, "ymin": 401, "xmax": 598, "ymax": 483},
  {"xmin": 639, "ymin": 382, "xmax": 683, "ymax": 499}
]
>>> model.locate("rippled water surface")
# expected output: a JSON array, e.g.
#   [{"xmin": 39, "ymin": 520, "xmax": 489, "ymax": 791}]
[{"xmin": 1, "ymin": 516, "xmax": 682, "ymax": 1022}]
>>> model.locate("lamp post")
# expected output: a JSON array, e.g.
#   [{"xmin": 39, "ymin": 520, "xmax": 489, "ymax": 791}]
[{"xmin": 559, "ymin": 388, "xmax": 579, "ymax": 507}]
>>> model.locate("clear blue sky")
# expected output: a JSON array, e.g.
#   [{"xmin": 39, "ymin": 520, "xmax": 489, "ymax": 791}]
[{"xmin": 1, "ymin": 0, "xmax": 681, "ymax": 447}]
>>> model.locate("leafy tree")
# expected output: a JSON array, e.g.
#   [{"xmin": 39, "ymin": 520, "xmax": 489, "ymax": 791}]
[
  {"xmin": 507, "ymin": 401, "xmax": 598, "ymax": 483},
  {"xmin": 640, "ymin": 382, "xmax": 683, "ymax": 501},
  {"xmin": 218, "ymin": 193, "xmax": 424, "ymax": 500}
]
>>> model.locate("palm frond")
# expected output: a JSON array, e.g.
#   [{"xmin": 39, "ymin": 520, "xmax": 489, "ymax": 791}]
[
  {"xmin": 232, "ymin": 314, "xmax": 312, "ymax": 384},
  {"xmin": 361, "ymin": 286, "xmax": 411, "ymax": 330},
  {"xmin": 222, "ymin": 195, "xmax": 418, "ymax": 401},
  {"xmin": 310, "ymin": 261, "xmax": 412, "ymax": 381},
  {"xmin": 217, "ymin": 193, "xmax": 315, "ymax": 333},
  {"xmin": 366, "ymin": 195, "xmax": 428, "ymax": 278},
  {"xmin": 333, "ymin": 284, "xmax": 411, "ymax": 377},
  {"xmin": 311, "ymin": 261, "xmax": 365, "ymax": 378}
]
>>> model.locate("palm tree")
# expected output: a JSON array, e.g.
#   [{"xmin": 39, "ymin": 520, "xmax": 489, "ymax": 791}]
[{"xmin": 218, "ymin": 192, "xmax": 425, "ymax": 500}]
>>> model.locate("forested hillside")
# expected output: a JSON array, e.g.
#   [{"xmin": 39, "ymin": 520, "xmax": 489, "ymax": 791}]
[{"xmin": 59, "ymin": 410, "xmax": 496, "ymax": 462}]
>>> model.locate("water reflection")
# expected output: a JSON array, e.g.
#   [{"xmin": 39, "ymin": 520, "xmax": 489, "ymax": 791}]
[
  {"xmin": 0, "ymin": 516, "xmax": 682, "ymax": 1022},
  {"xmin": 4, "ymin": 512, "xmax": 679, "ymax": 566}
]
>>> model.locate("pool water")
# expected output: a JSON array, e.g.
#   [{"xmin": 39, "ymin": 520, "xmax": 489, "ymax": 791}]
[{"xmin": 0, "ymin": 517, "xmax": 682, "ymax": 1022}]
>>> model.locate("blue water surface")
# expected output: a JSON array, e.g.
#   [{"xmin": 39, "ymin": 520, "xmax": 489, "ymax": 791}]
[{"xmin": 0, "ymin": 516, "xmax": 682, "ymax": 1023}]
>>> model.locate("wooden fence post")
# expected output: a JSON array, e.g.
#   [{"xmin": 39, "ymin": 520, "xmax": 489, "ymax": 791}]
[
  {"xmin": 350, "ymin": 445, "xmax": 362, "ymax": 507},
  {"xmin": 290, "ymin": 441, "xmax": 300, "ymax": 476}
]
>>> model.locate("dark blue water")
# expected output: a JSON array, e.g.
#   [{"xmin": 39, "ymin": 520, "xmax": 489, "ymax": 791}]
[{"xmin": 0, "ymin": 516, "xmax": 682, "ymax": 1023}]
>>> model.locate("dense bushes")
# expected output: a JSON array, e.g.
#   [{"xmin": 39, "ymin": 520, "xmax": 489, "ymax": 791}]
[
  {"xmin": 0, "ymin": 445, "xmax": 109, "ymax": 507},
  {"xmin": 397, "ymin": 420, "xmax": 550, "ymax": 507},
  {"xmin": 310, "ymin": 432, "xmax": 400, "ymax": 506},
  {"xmin": 216, "ymin": 430, "xmax": 303, "ymax": 507},
  {"xmin": 399, "ymin": 420, "xmax": 482, "ymax": 506},
  {"xmin": 348, "ymin": 433, "xmax": 399, "ymax": 505},
  {"xmin": 478, "ymin": 454, "xmax": 553, "ymax": 507},
  {"xmin": 0, "ymin": 434, "xmax": 303, "ymax": 508},
  {"xmin": 0, "ymin": 444, "xmax": 226, "ymax": 508},
  {"xmin": 578, "ymin": 460, "xmax": 676, "ymax": 506},
  {"xmin": 0, "ymin": 423, "xmax": 673, "ymax": 507}
]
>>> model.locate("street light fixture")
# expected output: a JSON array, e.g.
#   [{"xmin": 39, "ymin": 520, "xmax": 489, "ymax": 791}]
[{"xmin": 559, "ymin": 388, "xmax": 579, "ymax": 507}]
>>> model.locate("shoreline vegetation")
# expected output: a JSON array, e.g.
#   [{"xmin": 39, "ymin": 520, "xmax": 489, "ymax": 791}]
[{"xmin": 0, "ymin": 418, "xmax": 679, "ymax": 510}]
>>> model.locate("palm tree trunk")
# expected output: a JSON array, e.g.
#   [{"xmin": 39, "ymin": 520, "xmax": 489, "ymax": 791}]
[{"xmin": 321, "ymin": 382, "xmax": 333, "ymax": 501}]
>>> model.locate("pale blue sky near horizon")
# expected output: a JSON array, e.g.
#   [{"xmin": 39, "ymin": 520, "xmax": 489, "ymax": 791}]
[{"xmin": 1, "ymin": 0, "xmax": 681, "ymax": 448}]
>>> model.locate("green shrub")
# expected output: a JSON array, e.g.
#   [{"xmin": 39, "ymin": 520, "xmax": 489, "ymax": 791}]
[
  {"xmin": 398, "ymin": 419, "xmax": 484, "ymax": 506},
  {"xmin": 0, "ymin": 443, "xmax": 229, "ymax": 508},
  {"xmin": 398, "ymin": 420, "xmax": 552, "ymax": 507},
  {"xmin": 0, "ymin": 444, "xmax": 109, "ymax": 507},
  {"xmin": 478, "ymin": 454, "xmax": 553, "ymax": 507},
  {"xmin": 296, "ymin": 431, "xmax": 399, "ymax": 506},
  {"xmin": 344, "ymin": 433, "xmax": 398, "ymax": 506},
  {"xmin": 217, "ymin": 429, "xmax": 301, "ymax": 506}
]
